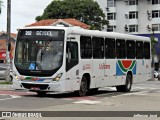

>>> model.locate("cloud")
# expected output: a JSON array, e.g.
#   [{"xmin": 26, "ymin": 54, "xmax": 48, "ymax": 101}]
[
  {"xmin": 12, "ymin": 0, "xmax": 52, "ymax": 19},
  {"xmin": 0, "ymin": 0, "xmax": 53, "ymax": 33}
]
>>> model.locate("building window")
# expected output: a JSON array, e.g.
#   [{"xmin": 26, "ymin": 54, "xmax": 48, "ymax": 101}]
[
  {"xmin": 152, "ymin": 0, "xmax": 160, "ymax": 4},
  {"xmin": 129, "ymin": 11, "xmax": 138, "ymax": 19},
  {"xmin": 129, "ymin": 25, "xmax": 138, "ymax": 32},
  {"xmin": 107, "ymin": 0, "xmax": 115, "ymax": 7},
  {"xmin": 107, "ymin": 26, "xmax": 116, "ymax": 32},
  {"xmin": 129, "ymin": 0, "xmax": 138, "ymax": 5},
  {"xmin": 107, "ymin": 13, "xmax": 116, "ymax": 20},
  {"xmin": 152, "ymin": 10, "xmax": 160, "ymax": 18},
  {"xmin": 152, "ymin": 24, "xmax": 159, "ymax": 31}
]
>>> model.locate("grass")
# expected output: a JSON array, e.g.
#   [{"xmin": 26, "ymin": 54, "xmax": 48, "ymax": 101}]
[{"xmin": 0, "ymin": 81, "xmax": 12, "ymax": 84}]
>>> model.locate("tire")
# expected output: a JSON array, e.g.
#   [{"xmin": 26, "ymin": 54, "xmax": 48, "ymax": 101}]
[
  {"xmin": 116, "ymin": 74, "xmax": 132, "ymax": 92},
  {"xmin": 5, "ymin": 75, "xmax": 13, "ymax": 83},
  {"xmin": 9, "ymin": 75, "xmax": 13, "ymax": 83},
  {"xmin": 37, "ymin": 91, "xmax": 47, "ymax": 97},
  {"xmin": 75, "ymin": 76, "xmax": 88, "ymax": 97}
]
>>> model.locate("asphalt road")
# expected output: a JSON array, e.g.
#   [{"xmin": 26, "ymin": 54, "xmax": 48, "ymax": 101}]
[{"xmin": 0, "ymin": 80, "xmax": 160, "ymax": 120}]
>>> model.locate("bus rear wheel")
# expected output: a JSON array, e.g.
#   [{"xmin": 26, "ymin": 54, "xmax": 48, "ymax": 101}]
[
  {"xmin": 116, "ymin": 74, "xmax": 132, "ymax": 92},
  {"xmin": 75, "ymin": 76, "xmax": 88, "ymax": 97}
]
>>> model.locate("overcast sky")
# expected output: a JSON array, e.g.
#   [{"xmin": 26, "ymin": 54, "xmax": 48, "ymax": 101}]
[{"xmin": 0, "ymin": 0, "xmax": 53, "ymax": 33}]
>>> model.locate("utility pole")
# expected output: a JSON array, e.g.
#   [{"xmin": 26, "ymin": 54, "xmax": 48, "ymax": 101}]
[
  {"xmin": 5, "ymin": 0, "xmax": 11, "ymax": 82},
  {"xmin": 150, "ymin": 28, "xmax": 155, "ymax": 80}
]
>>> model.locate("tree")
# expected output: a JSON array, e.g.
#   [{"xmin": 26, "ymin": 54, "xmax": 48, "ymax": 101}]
[
  {"xmin": 0, "ymin": 0, "xmax": 3, "ymax": 14},
  {"xmin": 36, "ymin": 0, "xmax": 108, "ymax": 30}
]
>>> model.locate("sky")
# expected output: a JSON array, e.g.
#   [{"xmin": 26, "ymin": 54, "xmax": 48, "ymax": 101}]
[{"xmin": 0, "ymin": 0, "xmax": 53, "ymax": 33}]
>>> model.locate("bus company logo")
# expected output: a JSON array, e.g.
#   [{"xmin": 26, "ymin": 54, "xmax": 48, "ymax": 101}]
[
  {"xmin": 116, "ymin": 60, "xmax": 136, "ymax": 76},
  {"xmin": 99, "ymin": 64, "xmax": 110, "ymax": 69},
  {"xmin": 23, "ymin": 77, "xmax": 45, "ymax": 82},
  {"xmin": 83, "ymin": 64, "xmax": 91, "ymax": 70}
]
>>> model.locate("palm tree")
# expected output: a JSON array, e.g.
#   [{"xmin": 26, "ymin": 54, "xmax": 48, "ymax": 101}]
[{"xmin": 0, "ymin": 0, "xmax": 3, "ymax": 14}]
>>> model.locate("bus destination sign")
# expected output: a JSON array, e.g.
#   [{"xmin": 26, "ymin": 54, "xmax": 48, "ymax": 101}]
[{"xmin": 19, "ymin": 30, "xmax": 64, "ymax": 37}]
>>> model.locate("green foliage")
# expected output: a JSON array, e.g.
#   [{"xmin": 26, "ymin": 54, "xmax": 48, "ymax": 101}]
[
  {"xmin": 36, "ymin": 0, "xmax": 108, "ymax": 30},
  {"xmin": 0, "ymin": 81, "xmax": 12, "ymax": 84}
]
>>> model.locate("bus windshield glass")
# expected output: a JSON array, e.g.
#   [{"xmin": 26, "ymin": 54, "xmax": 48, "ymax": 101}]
[{"xmin": 15, "ymin": 29, "xmax": 65, "ymax": 76}]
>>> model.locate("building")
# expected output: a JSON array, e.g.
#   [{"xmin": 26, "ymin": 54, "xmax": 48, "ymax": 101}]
[
  {"xmin": 0, "ymin": 32, "xmax": 16, "ymax": 63},
  {"xmin": 26, "ymin": 18, "xmax": 90, "ymax": 29},
  {"xmin": 96, "ymin": 0, "xmax": 160, "ymax": 40}
]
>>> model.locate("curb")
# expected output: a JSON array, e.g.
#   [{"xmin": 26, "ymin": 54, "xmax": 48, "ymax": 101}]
[
  {"xmin": 148, "ymin": 79, "xmax": 160, "ymax": 81},
  {"xmin": 0, "ymin": 84, "xmax": 13, "ymax": 90}
]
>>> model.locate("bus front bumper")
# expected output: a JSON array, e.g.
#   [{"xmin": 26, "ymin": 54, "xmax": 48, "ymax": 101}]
[{"xmin": 13, "ymin": 80, "xmax": 62, "ymax": 92}]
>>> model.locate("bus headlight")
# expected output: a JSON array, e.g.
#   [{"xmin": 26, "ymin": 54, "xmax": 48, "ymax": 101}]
[
  {"xmin": 15, "ymin": 76, "xmax": 19, "ymax": 80},
  {"xmin": 53, "ymin": 73, "xmax": 63, "ymax": 81}
]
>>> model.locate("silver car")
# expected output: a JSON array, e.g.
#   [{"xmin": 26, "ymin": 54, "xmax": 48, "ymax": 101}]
[{"xmin": 0, "ymin": 66, "xmax": 13, "ymax": 82}]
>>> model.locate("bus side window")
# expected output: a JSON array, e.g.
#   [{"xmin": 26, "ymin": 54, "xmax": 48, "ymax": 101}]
[
  {"xmin": 116, "ymin": 39, "xmax": 126, "ymax": 59},
  {"xmin": 136, "ymin": 41, "xmax": 143, "ymax": 59},
  {"xmin": 66, "ymin": 41, "xmax": 79, "ymax": 72},
  {"xmin": 105, "ymin": 38, "xmax": 115, "ymax": 59},
  {"xmin": 92, "ymin": 37, "xmax": 104, "ymax": 59},
  {"xmin": 144, "ymin": 42, "xmax": 150, "ymax": 59}
]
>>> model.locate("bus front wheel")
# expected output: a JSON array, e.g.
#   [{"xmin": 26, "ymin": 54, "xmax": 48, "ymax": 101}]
[
  {"xmin": 75, "ymin": 76, "xmax": 88, "ymax": 97},
  {"xmin": 116, "ymin": 74, "xmax": 132, "ymax": 92}
]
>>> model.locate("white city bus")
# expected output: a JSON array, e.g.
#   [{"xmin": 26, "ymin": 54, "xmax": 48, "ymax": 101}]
[{"xmin": 12, "ymin": 26, "xmax": 151, "ymax": 96}]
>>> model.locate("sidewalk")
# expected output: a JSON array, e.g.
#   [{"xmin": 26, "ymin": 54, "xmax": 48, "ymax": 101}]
[{"xmin": 0, "ymin": 80, "xmax": 13, "ymax": 90}]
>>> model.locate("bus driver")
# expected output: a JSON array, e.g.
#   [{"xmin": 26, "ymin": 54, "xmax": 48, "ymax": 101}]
[{"xmin": 36, "ymin": 41, "xmax": 63, "ymax": 70}]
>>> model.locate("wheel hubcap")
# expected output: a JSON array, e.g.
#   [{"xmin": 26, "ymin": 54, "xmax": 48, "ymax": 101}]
[{"xmin": 81, "ymin": 81, "xmax": 86, "ymax": 92}]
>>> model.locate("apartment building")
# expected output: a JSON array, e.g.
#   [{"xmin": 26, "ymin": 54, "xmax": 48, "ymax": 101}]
[{"xmin": 96, "ymin": 0, "xmax": 160, "ymax": 40}]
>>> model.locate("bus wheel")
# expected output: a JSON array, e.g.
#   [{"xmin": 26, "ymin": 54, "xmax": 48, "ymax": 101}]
[
  {"xmin": 37, "ymin": 91, "xmax": 47, "ymax": 97},
  {"xmin": 76, "ymin": 76, "xmax": 88, "ymax": 97},
  {"xmin": 116, "ymin": 74, "xmax": 132, "ymax": 92}
]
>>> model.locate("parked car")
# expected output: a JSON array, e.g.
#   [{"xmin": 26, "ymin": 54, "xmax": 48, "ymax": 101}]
[{"xmin": 0, "ymin": 66, "xmax": 13, "ymax": 82}]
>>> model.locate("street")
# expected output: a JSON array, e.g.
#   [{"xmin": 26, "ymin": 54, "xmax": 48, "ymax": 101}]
[{"xmin": 0, "ymin": 80, "xmax": 160, "ymax": 120}]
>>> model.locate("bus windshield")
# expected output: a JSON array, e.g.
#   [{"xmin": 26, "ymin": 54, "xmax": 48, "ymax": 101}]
[{"xmin": 15, "ymin": 29, "xmax": 64, "ymax": 76}]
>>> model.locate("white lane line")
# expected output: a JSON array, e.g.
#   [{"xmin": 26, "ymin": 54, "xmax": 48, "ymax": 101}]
[{"xmin": 73, "ymin": 100, "xmax": 101, "ymax": 105}]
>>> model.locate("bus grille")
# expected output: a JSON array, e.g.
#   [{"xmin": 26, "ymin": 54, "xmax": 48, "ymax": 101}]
[{"xmin": 22, "ymin": 83, "xmax": 49, "ymax": 90}]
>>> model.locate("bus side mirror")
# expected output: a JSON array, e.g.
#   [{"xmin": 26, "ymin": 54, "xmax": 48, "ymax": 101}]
[{"xmin": 8, "ymin": 43, "xmax": 11, "ymax": 51}]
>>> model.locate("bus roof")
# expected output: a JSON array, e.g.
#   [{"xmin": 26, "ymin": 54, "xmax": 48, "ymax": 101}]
[{"xmin": 20, "ymin": 26, "xmax": 151, "ymax": 42}]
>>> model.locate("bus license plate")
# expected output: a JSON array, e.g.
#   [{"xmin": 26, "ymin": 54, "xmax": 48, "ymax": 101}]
[{"xmin": 31, "ymin": 87, "xmax": 40, "ymax": 90}]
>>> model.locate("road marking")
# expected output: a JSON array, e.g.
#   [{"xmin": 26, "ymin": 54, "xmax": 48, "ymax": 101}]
[
  {"xmin": 10, "ymin": 95, "xmax": 21, "ymax": 99},
  {"xmin": 64, "ymin": 96, "xmax": 97, "ymax": 101},
  {"xmin": 0, "ymin": 90, "xmax": 36, "ymax": 96},
  {"xmin": 0, "ymin": 95, "xmax": 21, "ymax": 101},
  {"xmin": 73, "ymin": 100, "xmax": 101, "ymax": 105}
]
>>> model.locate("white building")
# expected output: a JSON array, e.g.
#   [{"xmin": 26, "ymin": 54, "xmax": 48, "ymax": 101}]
[{"xmin": 96, "ymin": 0, "xmax": 160, "ymax": 40}]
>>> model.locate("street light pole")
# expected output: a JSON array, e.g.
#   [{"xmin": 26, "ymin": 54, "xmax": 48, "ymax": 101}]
[{"xmin": 5, "ymin": 0, "xmax": 11, "ymax": 82}]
